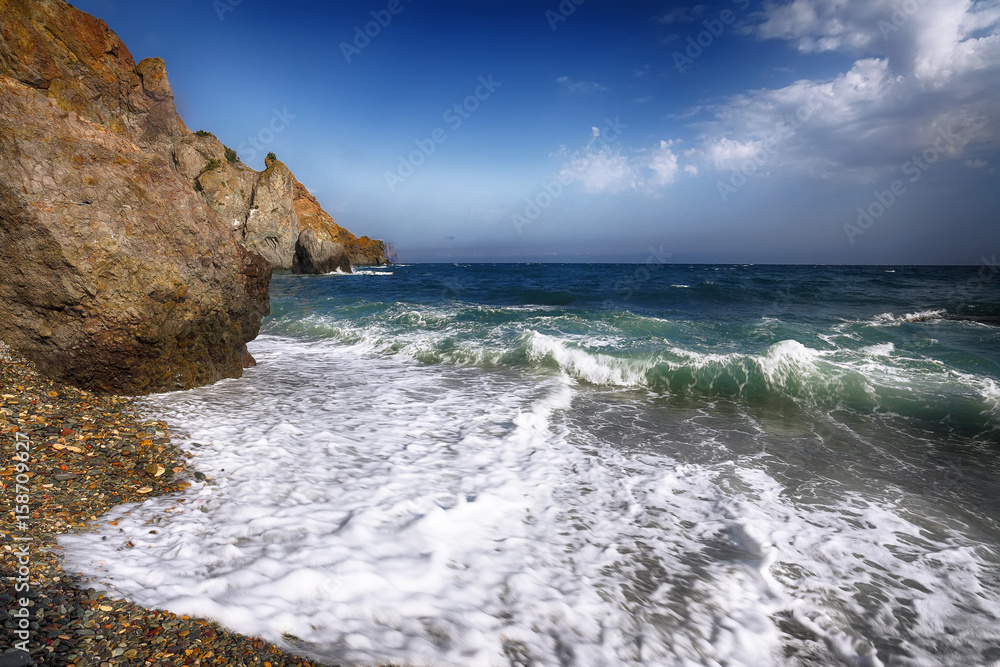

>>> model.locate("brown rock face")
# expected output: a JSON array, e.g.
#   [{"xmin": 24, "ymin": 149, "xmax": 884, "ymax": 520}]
[
  {"xmin": 173, "ymin": 133, "xmax": 257, "ymax": 235},
  {"xmin": 291, "ymin": 178, "xmax": 388, "ymax": 267},
  {"xmin": 181, "ymin": 146, "xmax": 387, "ymax": 270},
  {"xmin": 0, "ymin": 0, "xmax": 187, "ymax": 158},
  {"xmin": 292, "ymin": 229, "xmax": 352, "ymax": 275},
  {"xmin": 0, "ymin": 0, "xmax": 271, "ymax": 394},
  {"xmin": 242, "ymin": 159, "xmax": 300, "ymax": 269}
]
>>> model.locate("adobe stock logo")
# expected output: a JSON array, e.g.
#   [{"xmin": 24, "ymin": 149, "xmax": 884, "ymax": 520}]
[
  {"xmin": 236, "ymin": 108, "xmax": 296, "ymax": 165},
  {"xmin": 340, "ymin": 0, "xmax": 414, "ymax": 64},
  {"xmin": 213, "ymin": 0, "xmax": 243, "ymax": 21},
  {"xmin": 672, "ymin": 0, "xmax": 751, "ymax": 73},
  {"xmin": 844, "ymin": 125, "xmax": 961, "ymax": 244},
  {"xmin": 545, "ymin": 0, "xmax": 587, "ymax": 31},
  {"xmin": 384, "ymin": 76, "xmax": 502, "ymax": 192},
  {"xmin": 878, "ymin": 0, "xmax": 929, "ymax": 38}
]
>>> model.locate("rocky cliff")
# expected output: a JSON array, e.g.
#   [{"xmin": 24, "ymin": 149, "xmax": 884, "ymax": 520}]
[
  {"xmin": 290, "ymin": 177, "xmax": 388, "ymax": 267},
  {"xmin": 0, "ymin": 0, "xmax": 388, "ymax": 394},
  {"xmin": 174, "ymin": 133, "xmax": 389, "ymax": 270},
  {"xmin": 0, "ymin": 0, "xmax": 274, "ymax": 394}
]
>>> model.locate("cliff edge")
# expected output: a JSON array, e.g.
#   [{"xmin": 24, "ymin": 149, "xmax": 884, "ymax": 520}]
[
  {"xmin": 0, "ymin": 0, "xmax": 272, "ymax": 394},
  {"xmin": 174, "ymin": 133, "xmax": 389, "ymax": 270},
  {"xmin": 0, "ymin": 0, "xmax": 387, "ymax": 393}
]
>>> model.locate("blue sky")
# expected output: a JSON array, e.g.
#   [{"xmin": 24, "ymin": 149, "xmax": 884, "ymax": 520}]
[{"xmin": 72, "ymin": 0, "xmax": 1000, "ymax": 263}]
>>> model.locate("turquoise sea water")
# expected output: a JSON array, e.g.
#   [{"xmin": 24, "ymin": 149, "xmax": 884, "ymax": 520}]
[{"xmin": 64, "ymin": 264, "xmax": 1000, "ymax": 666}]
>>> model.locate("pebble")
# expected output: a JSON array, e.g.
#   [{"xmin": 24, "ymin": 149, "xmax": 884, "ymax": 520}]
[{"xmin": 1, "ymin": 341, "xmax": 347, "ymax": 667}]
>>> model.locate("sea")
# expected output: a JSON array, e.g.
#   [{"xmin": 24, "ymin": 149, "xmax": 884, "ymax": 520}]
[{"xmin": 61, "ymin": 264, "xmax": 1000, "ymax": 666}]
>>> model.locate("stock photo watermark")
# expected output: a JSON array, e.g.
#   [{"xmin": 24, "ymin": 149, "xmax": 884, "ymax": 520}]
[
  {"xmin": 511, "ymin": 116, "xmax": 628, "ymax": 233},
  {"xmin": 672, "ymin": 0, "xmax": 751, "ymax": 73},
  {"xmin": 6, "ymin": 430, "xmax": 34, "ymax": 660},
  {"xmin": 213, "ymin": 0, "xmax": 243, "ymax": 21},
  {"xmin": 236, "ymin": 107, "xmax": 295, "ymax": 165},
  {"xmin": 715, "ymin": 91, "xmax": 825, "ymax": 202},
  {"xmin": 944, "ymin": 254, "xmax": 998, "ymax": 308},
  {"xmin": 384, "ymin": 75, "xmax": 501, "ymax": 192},
  {"xmin": 545, "ymin": 0, "xmax": 586, "ymax": 31},
  {"xmin": 844, "ymin": 125, "xmax": 961, "ymax": 244},
  {"xmin": 603, "ymin": 245, "xmax": 673, "ymax": 306},
  {"xmin": 878, "ymin": 0, "xmax": 929, "ymax": 38},
  {"xmin": 341, "ymin": 0, "xmax": 413, "ymax": 64}
]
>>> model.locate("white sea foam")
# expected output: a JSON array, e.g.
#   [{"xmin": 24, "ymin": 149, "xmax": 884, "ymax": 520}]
[
  {"xmin": 981, "ymin": 378, "xmax": 1000, "ymax": 416},
  {"xmin": 902, "ymin": 309, "xmax": 946, "ymax": 322},
  {"xmin": 59, "ymin": 338, "xmax": 784, "ymax": 664},
  {"xmin": 273, "ymin": 304, "xmax": 1000, "ymax": 420},
  {"xmin": 870, "ymin": 310, "xmax": 946, "ymax": 326},
  {"xmin": 526, "ymin": 332, "xmax": 646, "ymax": 386},
  {"xmin": 59, "ymin": 335, "xmax": 1000, "ymax": 665},
  {"xmin": 527, "ymin": 335, "xmax": 841, "ymax": 400},
  {"xmin": 325, "ymin": 269, "xmax": 395, "ymax": 276},
  {"xmin": 860, "ymin": 342, "xmax": 894, "ymax": 357}
]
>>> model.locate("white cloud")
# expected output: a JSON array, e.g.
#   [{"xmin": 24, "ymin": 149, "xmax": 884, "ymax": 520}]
[
  {"xmin": 657, "ymin": 5, "xmax": 710, "ymax": 25},
  {"xmin": 756, "ymin": 0, "xmax": 880, "ymax": 53},
  {"xmin": 560, "ymin": 146, "xmax": 634, "ymax": 193},
  {"xmin": 549, "ymin": 0, "xmax": 998, "ymax": 195},
  {"xmin": 679, "ymin": 0, "xmax": 1000, "ymax": 181},
  {"xmin": 647, "ymin": 140, "xmax": 681, "ymax": 186},
  {"xmin": 558, "ymin": 135, "xmax": 686, "ymax": 194},
  {"xmin": 556, "ymin": 76, "xmax": 608, "ymax": 95},
  {"xmin": 756, "ymin": 0, "xmax": 1000, "ymax": 83},
  {"xmin": 703, "ymin": 137, "xmax": 768, "ymax": 172}
]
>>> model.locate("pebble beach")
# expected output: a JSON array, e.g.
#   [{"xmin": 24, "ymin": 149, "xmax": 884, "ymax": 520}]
[{"xmin": 1, "ymin": 341, "xmax": 326, "ymax": 667}]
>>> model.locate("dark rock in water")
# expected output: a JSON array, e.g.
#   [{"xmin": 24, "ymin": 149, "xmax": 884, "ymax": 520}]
[
  {"xmin": 292, "ymin": 229, "xmax": 352, "ymax": 275},
  {"xmin": 242, "ymin": 344, "xmax": 258, "ymax": 368},
  {"xmin": 0, "ymin": 0, "xmax": 270, "ymax": 395}
]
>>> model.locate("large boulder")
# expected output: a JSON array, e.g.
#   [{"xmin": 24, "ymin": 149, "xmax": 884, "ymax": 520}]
[
  {"xmin": 0, "ymin": 0, "xmax": 271, "ymax": 395},
  {"xmin": 239, "ymin": 157, "xmax": 300, "ymax": 269},
  {"xmin": 292, "ymin": 230, "xmax": 352, "ymax": 275}
]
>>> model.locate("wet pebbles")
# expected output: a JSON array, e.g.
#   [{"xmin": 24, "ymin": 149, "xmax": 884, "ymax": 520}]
[{"xmin": 1, "ymin": 342, "xmax": 331, "ymax": 666}]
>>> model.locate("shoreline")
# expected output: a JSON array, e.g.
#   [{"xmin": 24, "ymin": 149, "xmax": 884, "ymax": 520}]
[{"xmin": 1, "ymin": 341, "xmax": 326, "ymax": 667}]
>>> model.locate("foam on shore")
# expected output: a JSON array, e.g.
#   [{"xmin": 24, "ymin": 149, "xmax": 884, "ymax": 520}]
[{"xmin": 60, "ymin": 335, "xmax": 1000, "ymax": 666}]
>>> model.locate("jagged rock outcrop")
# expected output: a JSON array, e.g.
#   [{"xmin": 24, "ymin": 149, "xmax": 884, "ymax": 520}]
[
  {"xmin": 176, "ymin": 138, "xmax": 388, "ymax": 270},
  {"xmin": 0, "ymin": 0, "xmax": 271, "ymax": 394},
  {"xmin": 292, "ymin": 230, "xmax": 352, "ymax": 275},
  {"xmin": 290, "ymin": 178, "xmax": 388, "ymax": 267},
  {"xmin": 242, "ymin": 158, "xmax": 300, "ymax": 269},
  {"xmin": 0, "ymin": 0, "xmax": 186, "ymax": 160},
  {"xmin": 173, "ymin": 133, "xmax": 256, "ymax": 232}
]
